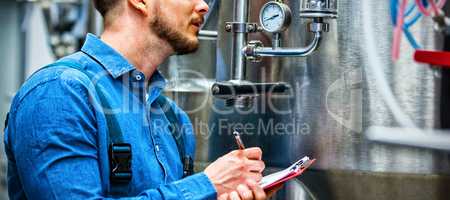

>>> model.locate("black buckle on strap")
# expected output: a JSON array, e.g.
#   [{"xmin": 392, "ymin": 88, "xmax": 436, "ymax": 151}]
[{"xmin": 109, "ymin": 143, "xmax": 132, "ymax": 183}]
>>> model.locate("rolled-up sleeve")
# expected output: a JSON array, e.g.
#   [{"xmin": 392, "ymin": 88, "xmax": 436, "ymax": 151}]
[{"xmin": 5, "ymin": 76, "xmax": 216, "ymax": 200}]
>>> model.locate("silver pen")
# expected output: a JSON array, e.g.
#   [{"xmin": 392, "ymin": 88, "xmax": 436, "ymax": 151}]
[{"xmin": 233, "ymin": 131, "xmax": 246, "ymax": 150}]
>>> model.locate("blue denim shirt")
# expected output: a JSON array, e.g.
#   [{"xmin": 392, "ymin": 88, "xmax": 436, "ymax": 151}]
[{"xmin": 4, "ymin": 34, "xmax": 217, "ymax": 200}]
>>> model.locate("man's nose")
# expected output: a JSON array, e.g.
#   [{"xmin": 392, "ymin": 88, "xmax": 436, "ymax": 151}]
[{"xmin": 195, "ymin": 0, "xmax": 209, "ymax": 15}]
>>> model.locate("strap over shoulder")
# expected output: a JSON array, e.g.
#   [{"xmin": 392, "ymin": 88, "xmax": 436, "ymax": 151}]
[
  {"xmin": 155, "ymin": 95, "xmax": 194, "ymax": 177},
  {"xmin": 44, "ymin": 58, "xmax": 133, "ymax": 194}
]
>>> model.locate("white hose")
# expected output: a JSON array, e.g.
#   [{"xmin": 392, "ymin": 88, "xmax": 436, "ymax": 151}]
[
  {"xmin": 366, "ymin": 126, "xmax": 450, "ymax": 151},
  {"xmin": 361, "ymin": 0, "xmax": 417, "ymax": 128}
]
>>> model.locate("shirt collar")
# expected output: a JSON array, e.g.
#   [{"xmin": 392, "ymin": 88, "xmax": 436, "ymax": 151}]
[
  {"xmin": 81, "ymin": 33, "xmax": 134, "ymax": 79},
  {"xmin": 146, "ymin": 70, "xmax": 167, "ymax": 103},
  {"xmin": 149, "ymin": 70, "xmax": 167, "ymax": 90},
  {"xmin": 81, "ymin": 33, "xmax": 167, "ymax": 101}
]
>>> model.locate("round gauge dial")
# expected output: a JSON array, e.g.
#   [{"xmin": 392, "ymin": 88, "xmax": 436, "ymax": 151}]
[{"xmin": 259, "ymin": 2, "xmax": 292, "ymax": 33}]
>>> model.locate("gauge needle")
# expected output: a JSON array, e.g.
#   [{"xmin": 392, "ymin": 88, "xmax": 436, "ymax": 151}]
[{"xmin": 264, "ymin": 14, "xmax": 280, "ymax": 21}]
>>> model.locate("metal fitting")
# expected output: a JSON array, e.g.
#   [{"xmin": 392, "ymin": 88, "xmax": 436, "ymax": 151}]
[
  {"xmin": 225, "ymin": 96, "xmax": 255, "ymax": 108},
  {"xmin": 225, "ymin": 22, "xmax": 260, "ymax": 33},
  {"xmin": 431, "ymin": 14, "xmax": 450, "ymax": 35},
  {"xmin": 243, "ymin": 40, "xmax": 263, "ymax": 62},
  {"xmin": 308, "ymin": 22, "xmax": 329, "ymax": 33}
]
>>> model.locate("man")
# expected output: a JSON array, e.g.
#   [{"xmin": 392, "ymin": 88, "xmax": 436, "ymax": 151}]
[{"xmin": 4, "ymin": 0, "xmax": 274, "ymax": 199}]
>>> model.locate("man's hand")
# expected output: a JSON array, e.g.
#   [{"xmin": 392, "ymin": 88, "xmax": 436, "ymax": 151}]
[
  {"xmin": 217, "ymin": 180, "xmax": 266, "ymax": 200},
  {"xmin": 217, "ymin": 181, "xmax": 284, "ymax": 200},
  {"xmin": 204, "ymin": 147, "xmax": 265, "ymax": 197}
]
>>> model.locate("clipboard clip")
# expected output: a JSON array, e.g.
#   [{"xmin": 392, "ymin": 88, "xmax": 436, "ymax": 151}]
[{"xmin": 289, "ymin": 156, "xmax": 311, "ymax": 172}]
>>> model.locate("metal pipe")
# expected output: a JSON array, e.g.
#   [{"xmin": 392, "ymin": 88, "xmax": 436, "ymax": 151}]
[
  {"xmin": 198, "ymin": 30, "xmax": 218, "ymax": 40},
  {"xmin": 272, "ymin": 33, "xmax": 282, "ymax": 49},
  {"xmin": 231, "ymin": 0, "xmax": 249, "ymax": 80},
  {"xmin": 366, "ymin": 126, "xmax": 450, "ymax": 152},
  {"xmin": 254, "ymin": 31, "xmax": 322, "ymax": 57}
]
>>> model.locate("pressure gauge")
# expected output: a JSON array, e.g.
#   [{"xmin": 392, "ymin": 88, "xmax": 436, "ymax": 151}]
[{"xmin": 259, "ymin": 1, "xmax": 292, "ymax": 33}]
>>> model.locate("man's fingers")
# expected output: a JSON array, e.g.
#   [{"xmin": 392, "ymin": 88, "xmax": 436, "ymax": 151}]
[
  {"xmin": 243, "ymin": 147, "xmax": 262, "ymax": 160},
  {"xmin": 230, "ymin": 191, "xmax": 241, "ymax": 200},
  {"xmin": 237, "ymin": 184, "xmax": 254, "ymax": 200},
  {"xmin": 245, "ymin": 159, "xmax": 265, "ymax": 172},
  {"xmin": 219, "ymin": 193, "xmax": 229, "ymax": 200},
  {"xmin": 247, "ymin": 179, "xmax": 267, "ymax": 200},
  {"xmin": 245, "ymin": 172, "xmax": 263, "ymax": 182}
]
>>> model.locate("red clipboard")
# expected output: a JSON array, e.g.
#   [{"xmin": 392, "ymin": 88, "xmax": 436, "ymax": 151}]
[{"xmin": 260, "ymin": 157, "xmax": 316, "ymax": 190}]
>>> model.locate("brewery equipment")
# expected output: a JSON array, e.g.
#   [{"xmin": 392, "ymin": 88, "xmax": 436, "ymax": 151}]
[
  {"xmin": 204, "ymin": 0, "xmax": 450, "ymax": 199},
  {"xmin": 211, "ymin": 0, "xmax": 338, "ymax": 108}
]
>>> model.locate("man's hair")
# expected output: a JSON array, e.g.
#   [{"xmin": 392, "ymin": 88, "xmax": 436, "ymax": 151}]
[{"xmin": 92, "ymin": 0, "xmax": 120, "ymax": 17}]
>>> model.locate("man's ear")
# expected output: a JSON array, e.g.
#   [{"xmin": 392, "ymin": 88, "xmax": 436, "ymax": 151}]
[{"xmin": 128, "ymin": 0, "xmax": 148, "ymax": 15}]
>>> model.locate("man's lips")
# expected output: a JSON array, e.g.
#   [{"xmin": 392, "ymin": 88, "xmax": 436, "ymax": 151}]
[
  {"xmin": 192, "ymin": 23, "xmax": 201, "ymax": 28},
  {"xmin": 191, "ymin": 18, "xmax": 204, "ymax": 28}
]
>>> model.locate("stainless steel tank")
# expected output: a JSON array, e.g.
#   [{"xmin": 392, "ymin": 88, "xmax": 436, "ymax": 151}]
[
  {"xmin": 164, "ymin": 0, "xmax": 450, "ymax": 199},
  {"xmin": 212, "ymin": 0, "xmax": 450, "ymax": 199}
]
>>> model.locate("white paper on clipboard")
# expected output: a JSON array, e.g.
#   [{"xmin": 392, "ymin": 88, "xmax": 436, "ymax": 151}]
[{"xmin": 259, "ymin": 156, "xmax": 315, "ymax": 189}]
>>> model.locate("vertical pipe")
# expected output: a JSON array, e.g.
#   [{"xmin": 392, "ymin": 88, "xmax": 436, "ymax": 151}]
[
  {"xmin": 272, "ymin": 33, "xmax": 282, "ymax": 49},
  {"xmin": 231, "ymin": 0, "xmax": 249, "ymax": 80}
]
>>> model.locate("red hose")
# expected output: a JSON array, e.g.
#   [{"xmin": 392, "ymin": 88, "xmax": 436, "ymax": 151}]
[
  {"xmin": 429, "ymin": 0, "xmax": 440, "ymax": 15},
  {"xmin": 416, "ymin": 0, "xmax": 447, "ymax": 16},
  {"xmin": 437, "ymin": 0, "xmax": 447, "ymax": 8},
  {"xmin": 392, "ymin": 0, "xmax": 409, "ymax": 61}
]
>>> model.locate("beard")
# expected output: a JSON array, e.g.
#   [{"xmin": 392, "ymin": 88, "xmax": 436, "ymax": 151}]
[{"xmin": 150, "ymin": 15, "xmax": 200, "ymax": 55}]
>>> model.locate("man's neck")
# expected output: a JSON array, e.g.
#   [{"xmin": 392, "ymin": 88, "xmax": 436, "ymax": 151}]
[{"xmin": 100, "ymin": 23, "xmax": 173, "ymax": 82}]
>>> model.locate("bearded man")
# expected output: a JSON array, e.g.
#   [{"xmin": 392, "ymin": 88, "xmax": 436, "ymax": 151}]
[{"xmin": 4, "ymin": 0, "xmax": 272, "ymax": 199}]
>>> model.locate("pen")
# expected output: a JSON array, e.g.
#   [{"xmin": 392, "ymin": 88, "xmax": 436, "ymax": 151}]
[{"xmin": 233, "ymin": 131, "xmax": 246, "ymax": 150}]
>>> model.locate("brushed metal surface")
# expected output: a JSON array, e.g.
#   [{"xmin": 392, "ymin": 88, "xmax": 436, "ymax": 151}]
[
  {"xmin": 208, "ymin": 0, "xmax": 450, "ymax": 175},
  {"xmin": 297, "ymin": 169, "xmax": 450, "ymax": 200}
]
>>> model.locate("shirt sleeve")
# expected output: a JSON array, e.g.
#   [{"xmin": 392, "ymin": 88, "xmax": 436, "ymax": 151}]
[{"xmin": 5, "ymin": 74, "xmax": 216, "ymax": 200}]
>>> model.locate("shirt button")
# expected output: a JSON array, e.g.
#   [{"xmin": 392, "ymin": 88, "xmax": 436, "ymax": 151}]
[
  {"xmin": 135, "ymin": 74, "xmax": 143, "ymax": 81},
  {"xmin": 155, "ymin": 145, "xmax": 160, "ymax": 152}
]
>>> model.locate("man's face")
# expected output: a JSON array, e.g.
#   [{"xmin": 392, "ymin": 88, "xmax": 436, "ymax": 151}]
[{"xmin": 150, "ymin": 0, "xmax": 209, "ymax": 55}]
